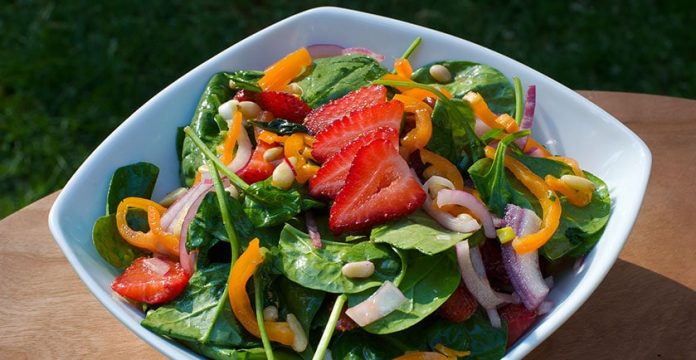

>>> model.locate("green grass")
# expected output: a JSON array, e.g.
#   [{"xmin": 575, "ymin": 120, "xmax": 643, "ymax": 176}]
[{"xmin": 1, "ymin": 0, "xmax": 693, "ymax": 218}]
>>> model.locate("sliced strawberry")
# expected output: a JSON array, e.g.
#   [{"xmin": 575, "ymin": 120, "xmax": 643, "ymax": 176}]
[
  {"xmin": 479, "ymin": 239, "xmax": 512, "ymax": 292},
  {"xmin": 304, "ymin": 85, "xmax": 388, "ymax": 133},
  {"xmin": 309, "ymin": 127, "xmax": 398, "ymax": 199},
  {"xmin": 312, "ymin": 101, "xmax": 404, "ymax": 163},
  {"xmin": 111, "ymin": 256, "xmax": 190, "ymax": 305},
  {"xmin": 236, "ymin": 141, "xmax": 276, "ymax": 184},
  {"xmin": 500, "ymin": 303, "xmax": 539, "ymax": 348},
  {"xmin": 329, "ymin": 139, "xmax": 426, "ymax": 233},
  {"xmin": 233, "ymin": 89, "xmax": 259, "ymax": 103},
  {"xmin": 335, "ymin": 307, "xmax": 359, "ymax": 332},
  {"xmin": 257, "ymin": 91, "xmax": 311, "ymax": 123},
  {"xmin": 438, "ymin": 284, "xmax": 478, "ymax": 323}
]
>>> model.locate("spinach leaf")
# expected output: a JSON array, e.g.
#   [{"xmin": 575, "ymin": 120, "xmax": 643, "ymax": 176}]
[
  {"xmin": 411, "ymin": 61, "xmax": 515, "ymax": 115},
  {"xmin": 426, "ymin": 311, "xmax": 508, "ymax": 360},
  {"xmin": 428, "ymin": 99, "xmax": 485, "ymax": 171},
  {"xmin": 249, "ymin": 119, "xmax": 309, "ymax": 136},
  {"xmin": 180, "ymin": 72, "xmax": 233, "ymax": 186},
  {"xmin": 371, "ymin": 210, "xmax": 471, "ymax": 255},
  {"xmin": 105, "ymin": 162, "xmax": 159, "ymax": 214},
  {"xmin": 278, "ymin": 224, "xmax": 403, "ymax": 294},
  {"xmin": 297, "ymin": 55, "xmax": 388, "ymax": 108},
  {"xmin": 274, "ymin": 276, "xmax": 325, "ymax": 333},
  {"xmin": 243, "ymin": 178, "xmax": 323, "ymax": 228},
  {"xmin": 331, "ymin": 330, "xmax": 410, "ymax": 360},
  {"xmin": 141, "ymin": 263, "xmax": 252, "ymax": 348},
  {"xmin": 184, "ymin": 342, "xmax": 301, "ymax": 360},
  {"xmin": 351, "ymin": 250, "xmax": 460, "ymax": 334},
  {"xmin": 92, "ymin": 214, "xmax": 145, "ymax": 269},
  {"xmin": 225, "ymin": 70, "xmax": 263, "ymax": 92}
]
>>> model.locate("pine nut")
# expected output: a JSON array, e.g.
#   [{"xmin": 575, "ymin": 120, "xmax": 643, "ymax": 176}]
[
  {"xmin": 560, "ymin": 175, "xmax": 596, "ymax": 192},
  {"xmin": 341, "ymin": 261, "xmax": 375, "ymax": 278},
  {"xmin": 218, "ymin": 99, "xmax": 239, "ymax": 120},
  {"xmin": 238, "ymin": 101, "xmax": 261, "ymax": 119},
  {"xmin": 263, "ymin": 305, "xmax": 278, "ymax": 322},
  {"xmin": 285, "ymin": 82, "xmax": 303, "ymax": 96},
  {"xmin": 271, "ymin": 161, "xmax": 294, "ymax": 189},
  {"xmin": 263, "ymin": 147, "xmax": 284, "ymax": 162},
  {"xmin": 286, "ymin": 313, "xmax": 308, "ymax": 352},
  {"xmin": 225, "ymin": 185, "xmax": 239, "ymax": 199},
  {"xmin": 429, "ymin": 64, "xmax": 452, "ymax": 83},
  {"xmin": 158, "ymin": 187, "xmax": 187, "ymax": 207}
]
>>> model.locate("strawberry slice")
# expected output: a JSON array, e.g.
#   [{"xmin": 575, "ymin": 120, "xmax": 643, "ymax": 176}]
[
  {"xmin": 329, "ymin": 139, "xmax": 426, "ymax": 233},
  {"xmin": 309, "ymin": 127, "xmax": 398, "ymax": 199},
  {"xmin": 500, "ymin": 303, "xmax": 539, "ymax": 348},
  {"xmin": 111, "ymin": 256, "xmax": 190, "ymax": 305},
  {"xmin": 438, "ymin": 284, "xmax": 478, "ymax": 323},
  {"xmin": 304, "ymin": 85, "xmax": 388, "ymax": 133},
  {"xmin": 236, "ymin": 141, "xmax": 276, "ymax": 184},
  {"xmin": 312, "ymin": 100, "xmax": 404, "ymax": 163},
  {"xmin": 233, "ymin": 89, "xmax": 259, "ymax": 103},
  {"xmin": 257, "ymin": 91, "xmax": 311, "ymax": 123}
]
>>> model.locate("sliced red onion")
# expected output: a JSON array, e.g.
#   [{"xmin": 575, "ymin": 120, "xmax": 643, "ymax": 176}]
[
  {"xmin": 544, "ymin": 276, "xmax": 554, "ymax": 288},
  {"xmin": 487, "ymin": 308, "xmax": 502, "ymax": 328},
  {"xmin": 227, "ymin": 127, "xmax": 252, "ymax": 173},
  {"xmin": 305, "ymin": 212, "xmax": 322, "ymax": 249},
  {"xmin": 456, "ymin": 241, "xmax": 506, "ymax": 328},
  {"xmin": 143, "ymin": 257, "xmax": 171, "ymax": 276},
  {"xmin": 306, "ymin": 44, "xmax": 345, "ymax": 58},
  {"xmin": 437, "ymin": 189, "xmax": 496, "ymax": 238},
  {"xmin": 492, "ymin": 215, "xmax": 505, "ymax": 228},
  {"xmin": 537, "ymin": 301, "xmax": 553, "ymax": 315},
  {"xmin": 161, "ymin": 180, "xmax": 212, "ymax": 232},
  {"xmin": 515, "ymin": 85, "xmax": 536, "ymax": 149},
  {"xmin": 525, "ymin": 147, "xmax": 546, "ymax": 158},
  {"xmin": 178, "ymin": 186, "xmax": 214, "ymax": 275},
  {"xmin": 474, "ymin": 118, "xmax": 493, "ymax": 137},
  {"xmin": 502, "ymin": 204, "xmax": 549, "ymax": 310},
  {"xmin": 345, "ymin": 281, "xmax": 406, "ymax": 327},
  {"xmin": 342, "ymin": 47, "xmax": 385, "ymax": 62},
  {"xmin": 421, "ymin": 177, "xmax": 481, "ymax": 233}
]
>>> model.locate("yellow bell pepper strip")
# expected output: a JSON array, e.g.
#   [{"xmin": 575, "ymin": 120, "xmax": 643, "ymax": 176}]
[
  {"xmin": 434, "ymin": 343, "xmax": 471, "ymax": 358},
  {"xmin": 394, "ymin": 58, "xmax": 414, "ymax": 79},
  {"xmin": 419, "ymin": 148, "xmax": 465, "ymax": 191},
  {"xmin": 284, "ymin": 133, "xmax": 320, "ymax": 184},
  {"xmin": 283, "ymin": 133, "xmax": 305, "ymax": 160},
  {"xmin": 193, "ymin": 170, "xmax": 202, "ymax": 185},
  {"xmin": 496, "ymin": 113, "xmax": 519, "ymax": 133},
  {"xmin": 548, "ymin": 156, "xmax": 583, "ymax": 176},
  {"xmin": 463, "ymin": 91, "xmax": 499, "ymax": 128},
  {"xmin": 545, "ymin": 175, "xmax": 592, "ymax": 207},
  {"xmin": 228, "ymin": 238, "xmax": 295, "ymax": 347},
  {"xmin": 257, "ymin": 130, "xmax": 288, "ymax": 145},
  {"xmin": 381, "ymin": 73, "xmax": 413, "ymax": 92},
  {"xmin": 394, "ymin": 94, "xmax": 433, "ymax": 156},
  {"xmin": 116, "ymin": 197, "xmax": 179, "ymax": 258},
  {"xmin": 402, "ymin": 88, "xmax": 437, "ymax": 103},
  {"xmin": 393, "ymin": 352, "xmax": 450, "ymax": 360},
  {"xmin": 258, "ymin": 47, "xmax": 312, "ymax": 92},
  {"xmin": 218, "ymin": 110, "xmax": 243, "ymax": 165},
  {"xmin": 484, "ymin": 146, "xmax": 562, "ymax": 254},
  {"xmin": 523, "ymin": 137, "xmax": 552, "ymax": 157}
]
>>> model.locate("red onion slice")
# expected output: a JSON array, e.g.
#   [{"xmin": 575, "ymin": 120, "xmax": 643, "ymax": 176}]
[
  {"xmin": 227, "ymin": 127, "xmax": 252, "ymax": 173},
  {"xmin": 456, "ymin": 241, "xmax": 506, "ymax": 328},
  {"xmin": 305, "ymin": 212, "xmax": 322, "ymax": 249},
  {"xmin": 525, "ymin": 147, "xmax": 546, "ymax": 158},
  {"xmin": 306, "ymin": 44, "xmax": 345, "ymax": 58},
  {"xmin": 161, "ymin": 180, "xmax": 212, "ymax": 233},
  {"xmin": 437, "ymin": 189, "xmax": 496, "ymax": 238},
  {"xmin": 342, "ymin": 47, "xmax": 385, "ymax": 62},
  {"xmin": 345, "ymin": 281, "xmax": 406, "ymax": 327},
  {"xmin": 515, "ymin": 85, "xmax": 536, "ymax": 149},
  {"xmin": 143, "ymin": 256, "xmax": 171, "ymax": 276},
  {"xmin": 474, "ymin": 118, "xmax": 493, "ymax": 137},
  {"xmin": 501, "ymin": 204, "xmax": 549, "ymax": 310},
  {"xmin": 421, "ymin": 177, "xmax": 481, "ymax": 233},
  {"xmin": 177, "ymin": 185, "xmax": 215, "ymax": 275}
]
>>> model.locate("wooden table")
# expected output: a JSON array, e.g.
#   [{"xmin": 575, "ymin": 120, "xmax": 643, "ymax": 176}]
[{"xmin": 1, "ymin": 91, "xmax": 694, "ymax": 359}]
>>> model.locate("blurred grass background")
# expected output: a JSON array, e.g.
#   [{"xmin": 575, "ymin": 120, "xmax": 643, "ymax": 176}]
[{"xmin": 1, "ymin": 0, "xmax": 693, "ymax": 218}]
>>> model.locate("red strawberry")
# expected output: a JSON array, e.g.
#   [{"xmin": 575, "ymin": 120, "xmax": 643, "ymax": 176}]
[
  {"xmin": 329, "ymin": 139, "xmax": 426, "ymax": 233},
  {"xmin": 111, "ymin": 256, "xmax": 190, "ymax": 305},
  {"xmin": 479, "ymin": 239, "xmax": 512, "ymax": 292},
  {"xmin": 312, "ymin": 101, "xmax": 404, "ymax": 163},
  {"xmin": 236, "ymin": 141, "xmax": 276, "ymax": 184},
  {"xmin": 304, "ymin": 85, "xmax": 387, "ymax": 133},
  {"xmin": 500, "ymin": 303, "xmax": 539, "ymax": 348},
  {"xmin": 438, "ymin": 284, "xmax": 478, "ymax": 323},
  {"xmin": 257, "ymin": 91, "xmax": 311, "ymax": 123},
  {"xmin": 309, "ymin": 127, "xmax": 398, "ymax": 199},
  {"xmin": 233, "ymin": 89, "xmax": 259, "ymax": 103},
  {"xmin": 335, "ymin": 306, "xmax": 359, "ymax": 332}
]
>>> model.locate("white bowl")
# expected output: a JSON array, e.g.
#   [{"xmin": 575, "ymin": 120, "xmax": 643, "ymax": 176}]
[{"xmin": 48, "ymin": 7, "xmax": 651, "ymax": 359}]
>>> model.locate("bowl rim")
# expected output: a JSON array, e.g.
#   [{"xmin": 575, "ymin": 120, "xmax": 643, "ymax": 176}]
[{"xmin": 48, "ymin": 6, "xmax": 652, "ymax": 360}]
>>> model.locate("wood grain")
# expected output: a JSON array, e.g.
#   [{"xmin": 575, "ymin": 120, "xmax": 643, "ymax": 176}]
[{"xmin": 0, "ymin": 92, "xmax": 694, "ymax": 359}]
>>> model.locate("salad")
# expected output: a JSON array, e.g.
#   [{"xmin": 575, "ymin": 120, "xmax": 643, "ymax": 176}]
[{"xmin": 92, "ymin": 38, "xmax": 611, "ymax": 359}]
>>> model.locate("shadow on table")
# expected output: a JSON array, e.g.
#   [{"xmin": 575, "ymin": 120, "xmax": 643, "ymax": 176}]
[{"xmin": 528, "ymin": 259, "xmax": 696, "ymax": 359}]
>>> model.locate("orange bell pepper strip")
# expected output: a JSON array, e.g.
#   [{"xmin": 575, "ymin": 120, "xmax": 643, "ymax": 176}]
[
  {"xmin": 464, "ymin": 92, "xmax": 499, "ymax": 128},
  {"xmin": 485, "ymin": 146, "xmax": 562, "ymax": 254},
  {"xmin": 548, "ymin": 156, "xmax": 583, "ymax": 176},
  {"xmin": 495, "ymin": 113, "xmax": 519, "ymax": 133},
  {"xmin": 523, "ymin": 137, "xmax": 552, "ymax": 157},
  {"xmin": 393, "ymin": 352, "xmax": 449, "ymax": 360},
  {"xmin": 228, "ymin": 238, "xmax": 295, "ymax": 347},
  {"xmin": 115, "ymin": 197, "xmax": 179, "ymax": 258},
  {"xmin": 258, "ymin": 48, "xmax": 312, "ymax": 92},
  {"xmin": 402, "ymin": 88, "xmax": 437, "ymax": 103},
  {"xmin": 394, "ymin": 58, "xmax": 414, "ymax": 79},
  {"xmin": 283, "ymin": 133, "xmax": 319, "ymax": 184},
  {"xmin": 434, "ymin": 343, "xmax": 471, "ymax": 358},
  {"xmin": 218, "ymin": 110, "xmax": 243, "ymax": 165},
  {"xmin": 394, "ymin": 94, "xmax": 433, "ymax": 156},
  {"xmin": 545, "ymin": 175, "xmax": 592, "ymax": 207},
  {"xmin": 381, "ymin": 73, "xmax": 413, "ymax": 92},
  {"xmin": 419, "ymin": 148, "xmax": 465, "ymax": 191},
  {"xmin": 257, "ymin": 130, "xmax": 287, "ymax": 145}
]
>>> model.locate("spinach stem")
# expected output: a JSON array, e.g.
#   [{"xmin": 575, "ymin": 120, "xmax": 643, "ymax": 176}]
[
  {"xmin": 400, "ymin": 36, "xmax": 422, "ymax": 60},
  {"xmin": 207, "ymin": 159, "xmax": 241, "ymax": 263},
  {"xmin": 200, "ymin": 286, "xmax": 229, "ymax": 343},
  {"xmin": 312, "ymin": 294, "xmax": 347, "ymax": 360},
  {"xmin": 373, "ymin": 79, "xmax": 449, "ymax": 101},
  {"xmin": 184, "ymin": 126, "xmax": 249, "ymax": 191},
  {"xmin": 513, "ymin": 76, "xmax": 524, "ymax": 126},
  {"xmin": 254, "ymin": 274, "xmax": 275, "ymax": 360}
]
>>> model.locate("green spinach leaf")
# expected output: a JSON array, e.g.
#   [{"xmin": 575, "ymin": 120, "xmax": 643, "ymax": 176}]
[
  {"xmin": 249, "ymin": 119, "xmax": 309, "ymax": 136},
  {"xmin": 242, "ymin": 178, "xmax": 323, "ymax": 229},
  {"xmin": 141, "ymin": 263, "xmax": 252, "ymax": 348},
  {"xmin": 278, "ymin": 224, "xmax": 403, "ymax": 294},
  {"xmin": 371, "ymin": 210, "xmax": 471, "ymax": 255},
  {"xmin": 426, "ymin": 311, "xmax": 508, "ymax": 360},
  {"xmin": 411, "ymin": 61, "xmax": 515, "ymax": 115},
  {"xmin": 428, "ymin": 99, "xmax": 485, "ymax": 171},
  {"xmin": 180, "ymin": 72, "xmax": 233, "ymax": 186},
  {"xmin": 92, "ymin": 214, "xmax": 146, "ymax": 269},
  {"xmin": 274, "ymin": 276, "xmax": 325, "ymax": 333},
  {"xmin": 225, "ymin": 70, "xmax": 263, "ymax": 92},
  {"xmin": 184, "ymin": 342, "xmax": 301, "ymax": 360},
  {"xmin": 331, "ymin": 330, "xmax": 413, "ymax": 360},
  {"xmin": 105, "ymin": 162, "xmax": 159, "ymax": 214},
  {"xmin": 351, "ymin": 250, "xmax": 460, "ymax": 334},
  {"xmin": 297, "ymin": 55, "xmax": 388, "ymax": 108}
]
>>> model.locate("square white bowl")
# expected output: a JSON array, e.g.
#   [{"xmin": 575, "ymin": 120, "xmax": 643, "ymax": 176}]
[{"xmin": 48, "ymin": 6, "xmax": 651, "ymax": 359}]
